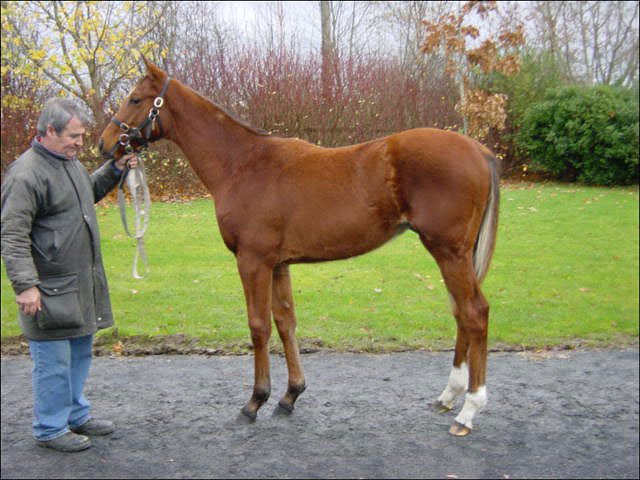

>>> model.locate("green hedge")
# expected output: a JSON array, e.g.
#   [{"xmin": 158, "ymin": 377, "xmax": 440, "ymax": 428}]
[{"xmin": 517, "ymin": 85, "xmax": 639, "ymax": 185}]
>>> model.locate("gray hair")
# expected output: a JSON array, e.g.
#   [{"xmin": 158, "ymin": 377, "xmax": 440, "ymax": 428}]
[{"xmin": 36, "ymin": 98, "xmax": 93, "ymax": 136}]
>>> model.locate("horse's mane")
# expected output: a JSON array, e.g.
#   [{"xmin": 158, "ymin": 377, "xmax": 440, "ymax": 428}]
[
  {"xmin": 177, "ymin": 79, "xmax": 272, "ymax": 137},
  {"xmin": 211, "ymin": 99, "xmax": 272, "ymax": 137}
]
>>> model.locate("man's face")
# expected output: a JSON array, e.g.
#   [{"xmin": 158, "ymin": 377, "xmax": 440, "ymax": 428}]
[{"xmin": 41, "ymin": 116, "xmax": 85, "ymax": 159}]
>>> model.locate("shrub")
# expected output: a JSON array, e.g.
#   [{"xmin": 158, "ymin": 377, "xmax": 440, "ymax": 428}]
[
  {"xmin": 492, "ymin": 50, "xmax": 568, "ymax": 176},
  {"xmin": 517, "ymin": 85, "xmax": 639, "ymax": 185}
]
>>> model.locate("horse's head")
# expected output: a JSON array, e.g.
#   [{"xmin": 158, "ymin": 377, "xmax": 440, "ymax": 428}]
[{"xmin": 99, "ymin": 56, "xmax": 172, "ymax": 160}]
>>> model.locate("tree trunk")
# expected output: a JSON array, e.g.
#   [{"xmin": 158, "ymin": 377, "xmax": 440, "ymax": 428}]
[{"xmin": 320, "ymin": 0, "xmax": 334, "ymax": 102}]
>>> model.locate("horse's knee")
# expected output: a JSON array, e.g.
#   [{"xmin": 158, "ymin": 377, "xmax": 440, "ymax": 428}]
[{"xmin": 249, "ymin": 320, "xmax": 271, "ymax": 347}]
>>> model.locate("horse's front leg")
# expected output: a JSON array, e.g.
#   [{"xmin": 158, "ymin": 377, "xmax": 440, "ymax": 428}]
[
  {"xmin": 272, "ymin": 264, "xmax": 306, "ymax": 414},
  {"xmin": 236, "ymin": 253, "xmax": 274, "ymax": 420}
]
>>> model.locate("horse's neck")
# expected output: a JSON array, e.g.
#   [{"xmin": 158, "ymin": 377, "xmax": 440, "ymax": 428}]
[{"xmin": 165, "ymin": 84, "xmax": 265, "ymax": 195}]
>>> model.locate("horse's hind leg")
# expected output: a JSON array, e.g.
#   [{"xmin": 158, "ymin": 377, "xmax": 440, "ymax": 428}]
[
  {"xmin": 434, "ymin": 324, "xmax": 469, "ymax": 412},
  {"xmin": 430, "ymin": 247, "xmax": 489, "ymax": 436},
  {"xmin": 271, "ymin": 264, "xmax": 306, "ymax": 413}
]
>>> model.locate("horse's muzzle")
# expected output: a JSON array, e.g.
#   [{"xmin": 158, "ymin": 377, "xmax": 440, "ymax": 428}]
[{"xmin": 98, "ymin": 138, "xmax": 116, "ymax": 160}]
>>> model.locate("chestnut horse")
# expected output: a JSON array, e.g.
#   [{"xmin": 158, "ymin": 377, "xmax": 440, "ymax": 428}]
[{"xmin": 100, "ymin": 58, "xmax": 500, "ymax": 436}]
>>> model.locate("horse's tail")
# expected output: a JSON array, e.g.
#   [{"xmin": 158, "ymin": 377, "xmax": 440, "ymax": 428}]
[{"xmin": 473, "ymin": 150, "xmax": 500, "ymax": 284}]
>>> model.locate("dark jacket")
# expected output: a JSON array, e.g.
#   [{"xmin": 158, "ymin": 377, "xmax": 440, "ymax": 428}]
[{"xmin": 1, "ymin": 139, "xmax": 121, "ymax": 340}]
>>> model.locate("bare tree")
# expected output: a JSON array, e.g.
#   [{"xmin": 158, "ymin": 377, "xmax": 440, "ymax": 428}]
[
  {"xmin": 167, "ymin": 1, "xmax": 233, "ymax": 97},
  {"xmin": 375, "ymin": 1, "xmax": 451, "ymax": 73},
  {"xmin": 320, "ymin": 0, "xmax": 336, "ymax": 100},
  {"xmin": 529, "ymin": 1, "xmax": 639, "ymax": 86}
]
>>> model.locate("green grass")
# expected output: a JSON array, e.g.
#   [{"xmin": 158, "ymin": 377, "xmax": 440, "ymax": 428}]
[{"xmin": 2, "ymin": 183, "xmax": 638, "ymax": 352}]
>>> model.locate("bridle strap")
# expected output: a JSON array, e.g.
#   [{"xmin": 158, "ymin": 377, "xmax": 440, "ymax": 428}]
[{"xmin": 107, "ymin": 76, "xmax": 171, "ymax": 157}]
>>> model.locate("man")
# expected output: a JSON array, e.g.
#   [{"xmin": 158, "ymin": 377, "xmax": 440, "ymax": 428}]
[{"xmin": 1, "ymin": 98, "xmax": 137, "ymax": 452}]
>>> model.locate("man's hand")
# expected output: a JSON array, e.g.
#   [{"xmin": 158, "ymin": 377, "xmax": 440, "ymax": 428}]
[
  {"xmin": 16, "ymin": 286, "xmax": 41, "ymax": 316},
  {"xmin": 115, "ymin": 153, "xmax": 139, "ymax": 171}
]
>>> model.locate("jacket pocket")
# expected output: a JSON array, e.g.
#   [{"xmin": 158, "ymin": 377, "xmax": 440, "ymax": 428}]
[{"xmin": 35, "ymin": 273, "xmax": 84, "ymax": 330}]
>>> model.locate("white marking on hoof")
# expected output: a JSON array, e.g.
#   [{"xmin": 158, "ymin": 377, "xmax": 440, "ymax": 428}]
[
  {"xmin": 454, "ymin": 386, "xmax": 487, "ymax": 430},
  {"xmin": 437, "ymin": 363, "xmax": 468, "ymax": 409}
]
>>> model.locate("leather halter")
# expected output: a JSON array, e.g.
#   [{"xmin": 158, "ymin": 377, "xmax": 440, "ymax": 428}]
[{"xmin": 106, "ymin": 76, "xmax": 171, "ymax": 158}]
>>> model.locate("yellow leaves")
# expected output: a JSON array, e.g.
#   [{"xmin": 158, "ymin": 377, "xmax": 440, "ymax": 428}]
[
  {"xmin": 1, "ymin": 93, "xmax": 35, "ymax": 111},
  {"xmin": 3, "ymin": 0, "xmax": 160, "ymax": 103},
  {"xmin": 29, "ymin": 49, "xmax": 46, "ymax": 62}
]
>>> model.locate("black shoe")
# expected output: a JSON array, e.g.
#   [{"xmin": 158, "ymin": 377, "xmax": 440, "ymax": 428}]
[
  {"xmin": 35, "ymin": 432, "xmax": 91, "ymax": 452},
  {"xmin": 70, "ymin": 418, "xmax": 115, "ymax": 436}
]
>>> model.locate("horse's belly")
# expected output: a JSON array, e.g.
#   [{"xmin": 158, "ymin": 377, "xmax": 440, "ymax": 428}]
[{"xmin": 281, "ymin": 204, "xmax": 404, "ymax": 263}]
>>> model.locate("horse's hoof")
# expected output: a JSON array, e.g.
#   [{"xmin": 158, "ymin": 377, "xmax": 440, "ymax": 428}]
[
  {"xmin": 273, "ymin": 402, "xmax": 294, "ymax": 417},
  {"xmin": 274, "ymin": 400, "xmax": 295, "ymax": 415},
  {"xmin": 239, "ymin": 406, "xmax": 257, "ymax": 423},
  {"xmin": 449, "ymin": 421, "xmax": 471, "ymax": 436},
  {"xmin": 432, "ymin": 400, "xmax": 453, "ymax": 414}
]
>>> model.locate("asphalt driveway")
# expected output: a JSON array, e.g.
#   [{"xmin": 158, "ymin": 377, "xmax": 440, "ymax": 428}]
[{"xmin": 1, "ymin": 348, "xmax": 638, "ymax": 479}]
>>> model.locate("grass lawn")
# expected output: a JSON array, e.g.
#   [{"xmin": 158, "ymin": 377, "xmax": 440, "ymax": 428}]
[{"xmin": 2, "ymin": 182, "xmax": 638, "ymax": 353}]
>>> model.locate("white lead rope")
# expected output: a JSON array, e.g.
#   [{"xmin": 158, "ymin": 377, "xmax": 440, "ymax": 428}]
[{"xmin": 117, "ymin": 158, "xmax": 151, "ymax": 279}]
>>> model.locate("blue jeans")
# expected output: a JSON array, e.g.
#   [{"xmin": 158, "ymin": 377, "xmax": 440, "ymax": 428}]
[{"xmin": 28, "ymin": 335, "xmax": 93, "ymax": 440}]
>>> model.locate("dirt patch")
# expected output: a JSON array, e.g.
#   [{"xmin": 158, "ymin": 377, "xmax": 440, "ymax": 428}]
[{"xmin": 3, "ymin": 332, "xmax": 628, "ymax": 358}]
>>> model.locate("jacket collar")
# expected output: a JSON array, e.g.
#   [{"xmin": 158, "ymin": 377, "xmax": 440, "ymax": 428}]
[{"xmin": 32, "ymin": 137, "xmax": 75, "ymax": 167}]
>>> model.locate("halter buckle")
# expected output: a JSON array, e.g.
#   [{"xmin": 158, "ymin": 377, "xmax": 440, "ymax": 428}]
[
  {"xmin": 119, "ymin": 133, "xmax": 130, "ymax": 146},
  {"xmin": 153, "ymin": 97, "xmax": 164, "ymax": 108}
]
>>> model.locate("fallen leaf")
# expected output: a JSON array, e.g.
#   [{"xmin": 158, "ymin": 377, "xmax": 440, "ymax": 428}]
[{"xmin": 112, "ymin": 341, "xmax": 123, "ymax": 355}]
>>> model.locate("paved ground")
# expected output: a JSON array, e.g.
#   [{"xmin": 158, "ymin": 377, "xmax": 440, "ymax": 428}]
[{"xmin": 1, "ymin": 348, "xmax": 638, "ymax": 479}]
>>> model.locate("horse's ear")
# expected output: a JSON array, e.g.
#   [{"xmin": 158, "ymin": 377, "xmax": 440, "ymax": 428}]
[{"xmin": 141, "ymin": 54, "xmax": 163, "ymax": 80}]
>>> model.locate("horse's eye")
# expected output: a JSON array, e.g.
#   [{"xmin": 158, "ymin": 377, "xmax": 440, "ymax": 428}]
[{"xmin": 129, "ymin": 98, "xmax": 142, "ymax": 105}]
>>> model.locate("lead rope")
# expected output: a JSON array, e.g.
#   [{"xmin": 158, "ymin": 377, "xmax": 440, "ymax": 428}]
[{"xmin": 117, "ymin": 157, "xmax": 151, "ymax": 279}]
